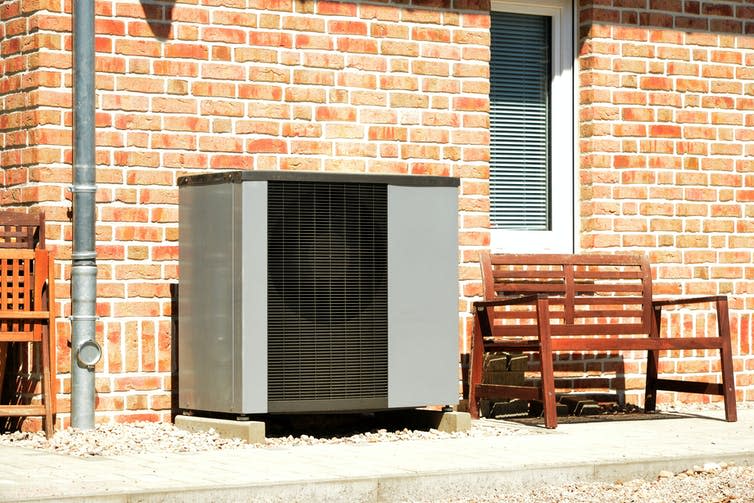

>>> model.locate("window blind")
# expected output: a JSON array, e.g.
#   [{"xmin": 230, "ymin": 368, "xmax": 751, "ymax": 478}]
[{"xmin": 489, "ymin": 11, "xmax": 551, "ymax": 230}]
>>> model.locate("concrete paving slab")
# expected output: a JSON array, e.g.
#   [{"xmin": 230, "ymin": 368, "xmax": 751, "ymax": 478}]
[{"xmin": 0, "ymin": 408, "xmax": 752, "ymax": 502}]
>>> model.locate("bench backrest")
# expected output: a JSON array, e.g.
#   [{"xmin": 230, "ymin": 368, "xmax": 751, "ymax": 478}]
[{"xmin": 480, "ymin": 252, "xmax": 654, "ymax": 338}]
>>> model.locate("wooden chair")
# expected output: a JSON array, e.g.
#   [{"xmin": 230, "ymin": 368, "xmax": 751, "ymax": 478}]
[
  {"xmin": 468, "ymin": 252, "xmax": 737, "ymax": 428},
  {"xmin": 0, "ymin": 248, "xmax": 56, "ymax": 438},
  {"xmin": 0, "ymin": 211, "xmax": 45, "ymax": 249},
  {"xmin": 0, "ymin": 211, "xmax": 53, "ymax": 435},
  {"xmin": 0, "ymin": 211, "xmax": 47, "ymax": 399}
]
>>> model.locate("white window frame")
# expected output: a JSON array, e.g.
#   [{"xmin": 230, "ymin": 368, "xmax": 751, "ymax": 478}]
[{"xmin": 489, "ymin": 0, "xmax": 576, "ymax": 253}]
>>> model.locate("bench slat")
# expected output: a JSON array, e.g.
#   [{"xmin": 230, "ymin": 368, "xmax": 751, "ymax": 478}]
[
  {"xmin": 488, "ymin": 253, "xmax": 644, "ymax": 266},
  {"xmin": 551, "ymin": 337, "xmax": 724, "ymax": 351},
  {"xmin": 572, "ymin": 309, "xmax": 644, "ymax": 318},
  {"xmin": 474, "ymin": 384, "xmax": 541, "ymax": 401},
  {"xmin": 483, "ymin": 340, "xmax": 540, "ymax": 351},
  {"xmin": 575, "ymin": 297, "xmax": 644, "ymax": 305},
  {"xmin": 575, "ymin": 284, "xmax": 643, "ymax": 294},
  {"xmin": 573, "ymin": 270, "xmax": 643, "ymax": 280},
  {"xmin": 551, "ymin": 324, "xmax": 648, "ymax": 336},
  {"xmin": 493, "ymin": 283, "xmax": 566, "ymax": 294},
  {"xmin": 495, "ymin": 270, "xmax": 565, "ymax": 279}
]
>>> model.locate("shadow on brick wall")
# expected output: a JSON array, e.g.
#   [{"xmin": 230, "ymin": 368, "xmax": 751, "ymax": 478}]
[{"xmin": 139, "ymin": 0, "xmax": 176, "ymax": 40}]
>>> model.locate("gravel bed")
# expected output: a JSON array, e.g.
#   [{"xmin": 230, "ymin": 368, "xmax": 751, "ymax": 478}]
[
  {"xmin": 0, "ymin": 401, "xmax": 747, "ymax": 457},
  {"xmin": 0, "ymin": 416, "xmax": 541, "ymax": 457}
]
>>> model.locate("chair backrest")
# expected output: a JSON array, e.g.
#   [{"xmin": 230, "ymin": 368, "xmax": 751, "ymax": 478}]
[
  {"xmin": 480, "ymin": 252, "xmax": 654, "ymax": 337},
  {"xmin": 0, "ymin": 249, "xmax": 50, "ymax": 341},
  {"xmin": 0, "ymin": 211, "xmax": 45, "ymax": 249}
]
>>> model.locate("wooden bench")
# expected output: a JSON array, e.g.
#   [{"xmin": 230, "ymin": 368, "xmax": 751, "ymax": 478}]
[{"xmin": 468, "ymin": 252, "xmax": 737, "ymax": 428}]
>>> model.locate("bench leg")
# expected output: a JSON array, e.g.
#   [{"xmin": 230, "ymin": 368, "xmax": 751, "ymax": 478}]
[
  {"xmin": 717, "ymin": 298, "xmax": 737, "ymax": 422},
  {"xmin": 539, "ymin": 344, "xmax": 557, "ymax": 429},
  {"xmin": 536, "ymin": 297, "xmax": 557, "ymax": 429},
  {"xmin": 644, "ymin": 349, "xmax": 659, "ymax": 413},
  {"xmin": 468, "ymin": 312, "xmax": 485, "ymax": 419},
  {"xmin": 644, "ymin": 305, "xmax": 661, "ymax": 413}
]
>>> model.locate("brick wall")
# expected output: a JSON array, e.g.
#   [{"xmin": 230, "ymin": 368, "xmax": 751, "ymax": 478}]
[
  {"xmin": 1, "ymin": 0, "xmax": 491, "ymax": 427},
  {"xmin": 579, "ymin": 1, "xmax": 754, "ymax": 403},
  {"xmin": 3, "ymin": 0, "xmax": 754, "ymax": 428}
]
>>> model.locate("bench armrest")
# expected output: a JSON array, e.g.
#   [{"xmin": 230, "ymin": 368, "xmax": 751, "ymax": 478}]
[
  {"xmin": 653, "ymin": 295, "xmax": 727, "ymax": 309},
  {"xmin": 473, "ymin": 293, "xmax": 546, "ymax": 311}
]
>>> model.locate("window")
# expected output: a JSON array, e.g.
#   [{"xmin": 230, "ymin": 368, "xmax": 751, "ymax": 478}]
[{"xmin": 489, "ymin": 0, "xmax": 574, "ymax": 252}]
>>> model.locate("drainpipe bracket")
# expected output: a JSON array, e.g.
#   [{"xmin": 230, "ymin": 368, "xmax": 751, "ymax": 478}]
[{"xmin": 68, "ymin": 184, "xmax": 97, "ymax": 193}]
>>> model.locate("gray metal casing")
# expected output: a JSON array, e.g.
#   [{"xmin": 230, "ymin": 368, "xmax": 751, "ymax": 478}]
[{"xmin": 179, "ymin": 172, "xmax": 459, "ymax": 414}]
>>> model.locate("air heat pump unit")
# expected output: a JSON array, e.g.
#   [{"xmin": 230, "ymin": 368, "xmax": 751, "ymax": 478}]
[{"xmin": 178, "ymin": 171, "xmax": 459, "ymax": 414}]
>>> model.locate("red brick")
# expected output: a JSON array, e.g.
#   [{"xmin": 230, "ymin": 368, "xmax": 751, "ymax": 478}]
[
  {"xmin": 293, "ymin": 69, "xmax": 335, "ymax": 86},
  {"xmin": 368, "ymin": 126, "xmax": 407, "ymax": 141},
  {"xmin": 115, "ymin": 39, "xmax": 161, "ymax": 57},
  {"xmin": 390, "ymin": 93, "xmax": 429, "ymax": 109},
  {"xmin": 202, "ymin": 27, "xmax": 246, "ymax": 44},
  {"xmin": 371, "ymin": 23, "xmax": 409, "ymax": 39},
  {"xmin": 201, "ymin": 63, "xmax": 246, "ymax": 81},
  {"xmin": 640, "ymin": 76, "xmax": 673, "ymax": 90},
  {"xmin": 153, "ymin": 61, "xmax": 198, "ymax": 77},
  {"xmin": 151, "ymin": 133, "xmax": 196, "ymax": 150},
  {"xmin": 238, "ymin": 84, "xmax": 283, "ymax": 101},
  {"xmin": 337, "ymin": 37, "xmax": 377, "ymax": 54},
  {"xmin": 210, "ymin": 154, "xmax": 254, "ymax": 170},
  {"xmin": 249, "ymin": 31, "xmax": 292, "ymax": 47},
  {"xmin": 247, "ymin": 139, "xmax": 287, "ymax": 153},
  {"xmin": 453, "ymin": 97, "xmax": 488, "ymax": 112},
  {"xmin": 295, "ymin": 34, "xmax": 333, "ymax": 50},
  {"xmin": 282, "ymin": 16, "xmax": 325, "ymax": 32},
  {"xmin": 328, "ymin": 20, "xmax": 367, "ymax": 35},
  {"xmin": 198, "ymin": 136, "xmax": 243, "ymax": 153},
  {"xmin": 412, "ymin": 27, "xmax": 451, "ymax": 43},
  {"xmin": 325, "ymin": 124, "xmax": 363, "ymax": 139},
  {"xmin": 291, "ymin": 140, "xmax": 331, "ymax": 155},
  {"xmin": 249, "ymin": 67, "xmax": 290, "ymax": 83},
  {"xmin": 649, "ymin": 125, "xmax": 681, "ymax": 138},
  {"xmin": 315, "ymin": 106, "xmax": 356, "ymax": 122},
  {"xmin": 200, "ymin": 100, "xmax": 244, "ymax": 117},
  {"xmin": 212, "ymin": 10, "xmax": 256, "ymax": 27},
  {"xmin": 164, "ymin": 43, "xmax": 208, "ymax": 60}
]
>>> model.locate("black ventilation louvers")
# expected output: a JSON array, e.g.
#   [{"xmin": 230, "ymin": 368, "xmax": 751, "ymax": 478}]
[{"xmin": 266, "ymin": 181, "xmax": 388, "ymax": 405}]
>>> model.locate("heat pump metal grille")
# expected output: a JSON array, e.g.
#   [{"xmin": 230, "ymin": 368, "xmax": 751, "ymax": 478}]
[{"xmin": 267, "ymin": 181, "xmax": 388, "ymax": 404}]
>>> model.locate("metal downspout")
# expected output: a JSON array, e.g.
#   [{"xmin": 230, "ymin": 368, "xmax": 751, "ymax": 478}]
[{"xmin": 71, "ymin": 0, "xmax": 101, "ymax": 429}]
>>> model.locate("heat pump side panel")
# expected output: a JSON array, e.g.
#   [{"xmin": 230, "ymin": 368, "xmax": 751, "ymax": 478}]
[
  {"xmin": 178, "ymin": 182, "xmax": 241, "ymax": 413},
  {"xmin": 387, "ymin": 185, "xmax": 459, "ymax": 408},
  {"xmin": 239, "ymin": 181, "xmax": 268, "ymax": 413}
]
